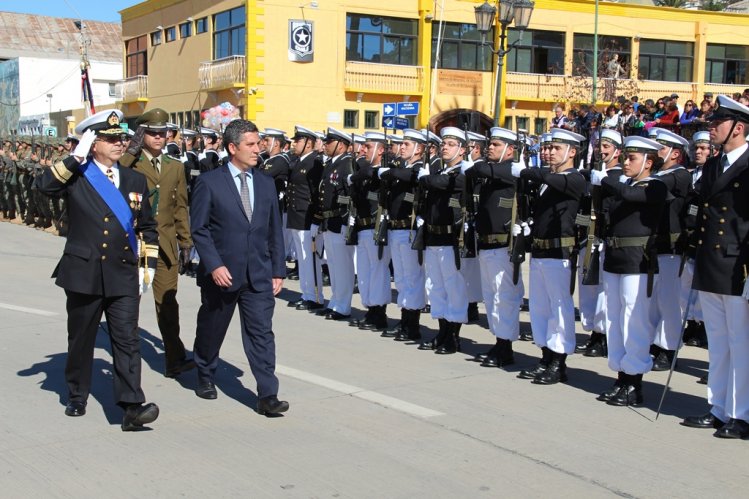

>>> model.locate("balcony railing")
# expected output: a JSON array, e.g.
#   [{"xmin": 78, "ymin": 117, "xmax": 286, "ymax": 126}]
[
  {"xmin": 199, "ymin": 55, "xmax": 246, "ymax": 91},
  {"xmin": 344, "ymin": 61, "xmax": 424, "ymax": 95},
  {"xmin": 505, "ymin": 72, "xmax": 748, "ymax": 104},
  {"xmin": 115, "ymin": 75, "xmax": 148, "ymax": 103}
]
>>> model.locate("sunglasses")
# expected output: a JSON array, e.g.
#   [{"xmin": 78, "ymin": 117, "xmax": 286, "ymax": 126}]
[{"xmin": 144, "ymin": 130, "xmax": 167, "ymax": 137}]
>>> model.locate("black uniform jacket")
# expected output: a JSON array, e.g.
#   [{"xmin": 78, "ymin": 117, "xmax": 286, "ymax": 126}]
[
  {"xmin": 199, "ymin": 150, "xmax": 221, "ymax": 173},
  {"xmin": 521, "ymin": 167, "xmax": 585, "ymax": 259},
  {"xmin": 350, "ymin": 157, "xmax": 380, "ymax": 230},
  {"xmin": 693, "ymin": 146, "xmax": 749, "ymax": 296},
  {"xmin": 420, "ymin": 164, "xmax": 464, "ymax": 247},
  {"xmin": 318, "ymin": 153, "xmax": 353, "ymax": 234},
  {"xmin": 601, "ymin": 175, "xmax": 667, "ymax": 274},
  {"xmin": 262, "ymin": 153, "xmax": 291, "ymax": 214},
  {"xmin": 286, "ymin": 151, "xmax": 323, "ymax": 231},
  {"xmin": 39, "ymin": 156, "xmax": 158, "ymax": 296},
  {"xmin": 654, "ymin": 165, "xmax": 692, "ymax": 254},
  {"xmin": 466, "ymin": 158, "xmax": 515, "ymax": 249},
  {"xmin": 383, "ymin": 160, "xmax": 421, "ymax": 226}
]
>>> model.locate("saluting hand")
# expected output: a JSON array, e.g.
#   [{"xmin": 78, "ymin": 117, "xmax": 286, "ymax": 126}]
[{"xmin": 211, "ymin": 266, "xmax": 233, "ymax": 288}]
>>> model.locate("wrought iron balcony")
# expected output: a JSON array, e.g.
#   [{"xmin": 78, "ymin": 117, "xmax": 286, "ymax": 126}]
[
  {"xmin": 199, "ymin": 55, "xmax": 246, "ymax": 91},
  {"xmin": 115, "ymin": 75, "xmax": 148, "ymax": 103}
]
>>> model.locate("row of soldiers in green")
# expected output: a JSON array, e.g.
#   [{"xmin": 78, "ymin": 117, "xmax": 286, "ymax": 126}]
[{"xmin": 0, "ymin": 135, "xmax": 78, "ymax": 235}]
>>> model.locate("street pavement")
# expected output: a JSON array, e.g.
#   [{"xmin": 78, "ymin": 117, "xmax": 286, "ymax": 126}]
[{"xmin": 1, "ymin": 221, "xmax": 747, "ymax": 498}]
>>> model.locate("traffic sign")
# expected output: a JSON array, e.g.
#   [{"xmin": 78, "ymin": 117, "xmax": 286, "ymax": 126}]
[
  {"xmin": 394, "ymin": 117, "xmax": 409, "ymax": 130},
  {"xmin": 43, "ymin": 126, "xmax": 57, "ymax": 137},
  {"xmin": 382, "ymin": 117, "xmax": 395, "ymax": 129},
  {"xmin": 396, "ymin": 102, "xmax": 419, "ymax": 116},
  {"xmin": 383, "ymin": 103, "xmax": 396, "ymax": 117}
]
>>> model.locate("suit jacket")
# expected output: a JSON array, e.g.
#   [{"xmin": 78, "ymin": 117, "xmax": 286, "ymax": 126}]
[
  {"xmin": 38, "ymin": 156, "xmax": 158, "ymax": 296},
  {"xmin": 130, "ymin": 152, "xmax": 192, "ymax": 266},
  {"xmin": 693, "ymin": 147, "xmax": 749, "ymax": 296},
  {"xmin": 191, "ymin": 164, "xmax": 286, "ymax": 293}
]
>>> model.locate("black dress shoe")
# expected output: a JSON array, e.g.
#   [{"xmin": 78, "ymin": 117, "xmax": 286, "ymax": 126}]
[
  {"xmin": 121, "ymin": 403, "xmax": 159, "ymax": 431},
  {"xmin": 597, "ymin": 383, "xmax": 621, "ymax": 402},
  {"xmin": 714, "ymin": 418, "xmax": 749, "ymax": 439},
  {"xmin": 682, "ymin": 412, "xmax": 725, "ymax": 429},
  {"xmin": 475, "ymin": 343, "xmax": 499, "ymax": 362},
  {"xmin": 326, "ymin": 311, "xmax": 350, "ymax": 321},
  {"xmin": 698, "ymin": 373, "xmax": 708, "ymax": 385},
  {"xmin": 256, "ymin": 396, "xmax": 289, "ymax": 416},
  {"xmin": 65, "ymin": 401, "xmax": 86, "ymax": 417},
  {"xmin": 532, "ymin": 355, "xmax": 568, "ymax": 385},
  {"xmin": 195, "ymin": 382, "xmax": 218, "ymax": 400},
  {"xmin": 315, "ymin": 307, "xmax": 332, "ymax": 317},
  {"xmin": 165, "ymin": 358, "xmax": 196, "ymax": 378},
  {"xmin": 583, "ymin": 340, "xmax": 607, "ymax": 358},
  {"xmin": 481, "ymin": 339, "xmax": 514, "ymax": 368},
  {"xmin": 288, "ymin": 298, "xmax": 305, "ymax": 308},
  {"xmin": 519, "ymin": 330, "xmax": 533, "ymax": 342},
  {"xmin": 652, "ymin": 350, "xmax": 676, "ymax": 371},
  {"xmin": 606, "ymin": 383, "xmax": 643, "ymax": 407},
  {"xmin": 296, "ymin": 300, "xmax": 324, "ymax": 311}
]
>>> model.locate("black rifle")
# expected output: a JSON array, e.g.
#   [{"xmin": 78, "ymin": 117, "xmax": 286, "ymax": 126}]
[
  {"xmin": 509, "ymin": 129, "xmax": 529, "ymax": 285},
  {"xmin": 373, "ymin": 136, "xmax": 389, "ymax": 259},
  {"xmin": 458, "ymin": 119, "xmax": 477, "ymax": 258},
  {"xmin": 410, "ymin": 133, "xmax": 429, "ymax": 265},
  {"xmin": 180, "ymin": 129, "xmax": 187, "ymax": 157},
  {"xmin": 580, "ymin": 133, "xmax": 606, "ymax": 287},
  {"xmin": 344, "ymin": 134, "xmax": 358, "ymax": 246}
]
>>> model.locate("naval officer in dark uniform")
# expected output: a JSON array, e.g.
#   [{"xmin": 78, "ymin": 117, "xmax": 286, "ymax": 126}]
[{"xmin": 38, "ymin": 109, "xmax": 160, "ymax": 431}]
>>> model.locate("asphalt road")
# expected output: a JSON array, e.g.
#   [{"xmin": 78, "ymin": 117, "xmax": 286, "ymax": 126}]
[{"xmin": 1, "ymin": 221, "xmax": 746, "ymax": 498}]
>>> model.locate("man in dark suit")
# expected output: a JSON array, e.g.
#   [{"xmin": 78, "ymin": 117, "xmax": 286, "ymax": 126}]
[
  {"xmin": 684, "ymin": 96, "xmax": 749, "ymax": 439},
  {"xmin": 38, "ymin": 109, "xmax": 160, "ymax": 431},
  {"xmin": 190, "ymin": 119, "xmax": 288, "ymax": 416}
]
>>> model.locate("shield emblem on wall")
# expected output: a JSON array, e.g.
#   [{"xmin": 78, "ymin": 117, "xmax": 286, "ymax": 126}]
[{"xmin": 289, "ymin": 20, "xmax": 313, "ymax": 63}]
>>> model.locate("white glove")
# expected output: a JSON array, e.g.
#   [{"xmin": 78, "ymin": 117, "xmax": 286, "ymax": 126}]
[
  {"xmin": 742, "ymin": 280, "xmax": 749, "ymax": 300},
  {"xmin": 179, "ymin": 154, "xmax": 188, "ymax": 163},
  {"xmin": 590, "ymin": 169, "xmax": 607, "ymax": 186},
  {"xmin": 416, "ymin": 216, "xmax": 424, "ymax": 228},
  {"xmin": 346, "ymin": 174, "xmax": 353, "ymax": 186},
  {"xmin": 512, "ymin": 223, "xmax": 522, "ymax": 237},
  {"xmin": 139, "ymin": 267, "xmax": 155, "ymax": 295},
  {"xmin": 309, "ymin": 223, "xmax": 319, "ymax": 239},
  {"xmin": 511, "ymin": 161, "xmax": 526, "ymax": 178},
  {"xmin": 377, "ymin": 167, "xmax": 390, "ymax": 178},
  {"xmin": 460, "ymin": 159, "xmax": 474, "ymax": 174},
  {"xmin": 417, "ymin": 168, "xmax": 429, "ymax": 179},
  {"xmin": 348, "ymin": 215, "xmax": 355, "ymax": 226},
  {"xmin": 72, "ymin": 129, "xmax": 97, "ymax": 163},
  {"xmin": 521, "ymin": 222, "xmax": 531, "ymax": 236}
]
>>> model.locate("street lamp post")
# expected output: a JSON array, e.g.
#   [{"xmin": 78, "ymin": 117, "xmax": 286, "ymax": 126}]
[
  {"xmin": 46, "ymin": 93, "xmax": 53, "ymax": 127},
  {"xmin": 474, "ymin": 0, "xmax": 534, "ymax": 126}
]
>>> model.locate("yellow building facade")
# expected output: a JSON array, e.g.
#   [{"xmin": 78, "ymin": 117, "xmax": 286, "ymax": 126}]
[{"xmin": 118, "ymin": 0, "xmax": 749, "ymax": 134}]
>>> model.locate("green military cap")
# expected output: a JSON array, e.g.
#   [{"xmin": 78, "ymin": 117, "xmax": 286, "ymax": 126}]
[{"xmin": 135, "ymin": 108, "xmax": 169, "ymax": 131}]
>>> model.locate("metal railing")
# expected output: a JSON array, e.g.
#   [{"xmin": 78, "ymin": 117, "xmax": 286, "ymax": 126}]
[
  {"xmin": 115, "ymin": 75, "xmax": 148, "ymax": 102},
  {"xmin": 344, "ymin": 61, "xmax": 424, "ymax": 95},
  {"xmin": 199, "ymin": 55, "xmax": 246, "ymax": 90}
]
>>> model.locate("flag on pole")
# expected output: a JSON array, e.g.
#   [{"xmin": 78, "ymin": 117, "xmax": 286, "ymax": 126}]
[{"xmin": 81, "ymin": 62, "xmax": 95, "ymax": 117}]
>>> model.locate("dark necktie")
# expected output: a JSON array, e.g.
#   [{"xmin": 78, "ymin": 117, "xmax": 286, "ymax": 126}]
[
  {"xmin": 720, "ymin": 154, "xmax": 729, "ymax": 174},
  {"xmin": 152, "ymin": 157, "xmax": 160, "ymax": 174},
  {"xmin": 239, "ymin": 172, "xmax": 252, "ymax": 222}
]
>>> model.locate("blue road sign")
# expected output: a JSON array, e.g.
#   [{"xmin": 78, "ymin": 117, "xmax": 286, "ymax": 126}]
[
  {"xmin": 396, "ymin": 102, "xmax": 419, "ymax": 116},
  {"xmin": 382, "ymin": 116, "xmax": 395, "ymax": 129},
  {"xmin": 394, "ymin": 117, "xmax": 409, "ymax": 130},
  {"xmin": 383, "ymin": 103, "xmax": 396, "ymax": 117}
]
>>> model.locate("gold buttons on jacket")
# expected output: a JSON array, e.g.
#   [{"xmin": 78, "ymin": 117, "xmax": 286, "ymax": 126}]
[
  {"xmin": 718, "ymin": 230, "xmax": 724, "ymax": 236},
  {"xmin": 701, "ymin": 227, "xmax": 705, "ymax": 232},
  {"xmin": 102, "ymin": 243, "xmax": 107, "ymax": 248},
  {"xmin": 719, "ymin": 218, "xmax": 725, "ymax": 224},
  {"xmin": 104, "ymin": 217, "xmax": 109, "ymax": 222},
  {"xmin": 101, "ymin": 255, "xmax": 107, "ymax": 260},
  {"xmin": 703, "ymin": 203, "xmax": 708, "ymax": 208},
  {"xmin": 103, "ymin": 230, "xmax": 109, "ymax": 235},
  {"xmin": 722, "ymin": 206, "xmax": 728, "ymax": 212},
  {"xmin": 698, "ymin": 240, "xmax": 703, "ymax": 245},
  {"xmin": 124, "ymin": 246, "xmax": 129, "ymax": 250},
  {"xmin": 715, "ymin": 244, "xmax": 721, "ymax": 249}
]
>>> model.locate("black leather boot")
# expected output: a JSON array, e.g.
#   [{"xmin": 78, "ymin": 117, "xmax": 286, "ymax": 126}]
[
  {"xmin": 518, "ymin": 347, "xmax": 552, "ymax": 379},
  {"xmin": 350, "ymin": 307, "xmax": 373, "ymax": 328},
  {"xmin": 361, "ymin": 305, "xmax": 388, "ymax": 331},
  {"xmin": 435, "ymin": 322, "xmax": 460, "ymax": 354},
  {"xmin": 395, "ymin": 309, "xmax": 421, "ymax": 341},
  {"xmin": 419, "ymin": 318, "xmax": 447, "ymax": 350},
  {"xmin": 607, "ymin": 373, "xmax": 643, "ymax": 406},
  {"xmin": 652, "ymin": 349, "xmax": 676, "ymax": 371},
  {"xmin": 467, "ymin": 302, "xmax": 479, "ymax": 323},
  {"xmin": 597, "ymin": 372, "xmax": 623, "ymax": 402},
  {"xmin": 481, "ymin": 338, "xmax": 515, "ymax": 368},
  {"xmin": 533, "ymin": 352, "xmax": 568, "ymax": 384},
  {"xmin": 475, "ymin": 339, "xmax": 500, "ymax": 363},
  {"xmin": 382, "ymin": 308, "xmax": 406, "ymax": 337}
]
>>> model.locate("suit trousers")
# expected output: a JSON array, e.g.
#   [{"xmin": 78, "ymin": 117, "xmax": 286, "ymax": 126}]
[
  {"xmin": 322, "ymin": 229, "xmax": 355, "ymax": 314},
  {"xmin": 425, "ymin": 246, "xmax": 468, "ymax": 323},
  {"xmin": 64, "ymin": 290, "xmax": 145, "ymax": 406},
  {"xmin": 194, "ymin": 282, "xmax": 279, "ymax": 399},
  {"xmin": 356, "ymin": 229, "xmax": 391, "ymax": 308},
  {"xmin": 151, "ymin": 254, "xmax": 186, "ymax": 368},
  {"xmin": 603, "ymin": 271, "xmax": 656, "ymax": 375},
  {"xmin": 529, "ymin": 258, "xmax": 576, "ymax": 355},
  {"xmin": 577, "ymin": 246, "xmax": 606, "ymax": 333},
  {"xmin": 291, "ymin": 228, "xmax": 325, "ymax": 304},
  {"xmin": 460, "ymin": 256, "xmax": 483, "ymax": 303},
  {"xmin": 479, "ymin": 247, "xmax": 523, "ymax": 340},
  {"xmin": 389, "ymin": 229, "xmax": 425, "ymax": 310},
  {"xmin": 651, "ymin": 255, "xmax": 683, "ymax": 350},
  {"xmin": 700, "ymin": 291, "xmax": 749, "ymax": 422},
  {"xmin": 680, "ymin": 259, "xmax": 703, "ymax": 322}
]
